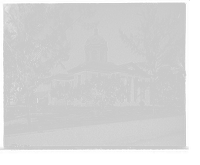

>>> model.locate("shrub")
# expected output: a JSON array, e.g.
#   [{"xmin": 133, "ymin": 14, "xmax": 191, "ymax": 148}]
[{"xmin": 164, "ymin": 95, "xmax": 178, "ymax": 113}]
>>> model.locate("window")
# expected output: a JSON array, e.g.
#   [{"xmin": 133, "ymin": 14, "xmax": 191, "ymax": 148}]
[{"xmin": 78, "ymin": 75, "xmax": 81, "ymax": 85}]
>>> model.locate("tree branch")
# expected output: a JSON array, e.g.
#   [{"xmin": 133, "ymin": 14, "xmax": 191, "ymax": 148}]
[{"xmin": 29, "ymin": 13, "xmax": 85, "ymax": 62}]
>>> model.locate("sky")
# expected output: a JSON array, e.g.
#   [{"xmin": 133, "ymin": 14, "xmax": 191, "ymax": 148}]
[{"xmin": 34, "ymin": 3, "xmax": 186, "ymax": 91}]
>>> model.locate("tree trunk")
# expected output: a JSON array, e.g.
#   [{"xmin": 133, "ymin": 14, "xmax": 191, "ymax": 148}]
[{"xmin": 25, "ymin": 86, "xmax": 31, "ymax": 128}]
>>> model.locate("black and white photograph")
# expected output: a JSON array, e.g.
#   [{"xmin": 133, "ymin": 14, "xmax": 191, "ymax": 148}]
[{"xmin": 3, "ymin": 3, "xmax": 186, "ymax": 149}]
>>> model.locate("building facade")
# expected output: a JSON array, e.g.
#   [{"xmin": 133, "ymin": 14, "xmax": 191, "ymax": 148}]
[{"xmin": 48, "ymin": 29, "xmax": 150, "ymax": 106}]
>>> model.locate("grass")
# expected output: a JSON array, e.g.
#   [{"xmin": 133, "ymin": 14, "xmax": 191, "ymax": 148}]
[{"xmin": 4, "ymin": 106, "xmax": 184, "ymax": 134}]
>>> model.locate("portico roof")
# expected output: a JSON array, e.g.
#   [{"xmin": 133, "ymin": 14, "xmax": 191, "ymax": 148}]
[{"xmin": 68, "ymin": 61, "xmax": 150, "ymax": 77}]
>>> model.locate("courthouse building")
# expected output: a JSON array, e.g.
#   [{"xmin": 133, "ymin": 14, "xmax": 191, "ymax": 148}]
[{"xmin": 46, "ymin": 29, "xmax": 150, "ymax": 106}]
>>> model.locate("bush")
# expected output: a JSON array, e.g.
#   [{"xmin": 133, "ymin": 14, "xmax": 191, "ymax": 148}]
[{"xmin": 164, "ymin": 95, "xmax": 178, "ymax": 113}]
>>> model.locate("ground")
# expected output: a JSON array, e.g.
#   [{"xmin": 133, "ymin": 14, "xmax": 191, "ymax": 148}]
[
  {"xmin": 4, "ymin": 106, "xmax": 184, "ymax": 135},
  {"xmin": 130, "ymin": 131, "xmax": 186, "ymax": 149}
]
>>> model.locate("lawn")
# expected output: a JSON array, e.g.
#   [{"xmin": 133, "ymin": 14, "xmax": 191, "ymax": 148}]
[{"xmin": 4, "ymin": 106, "xmax": 182, "ymax": 134}]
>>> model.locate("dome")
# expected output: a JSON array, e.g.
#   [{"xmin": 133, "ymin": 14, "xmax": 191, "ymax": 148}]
[{"xmin": 85, "ymin": 29, "xmax": 107, "ymax": 47}]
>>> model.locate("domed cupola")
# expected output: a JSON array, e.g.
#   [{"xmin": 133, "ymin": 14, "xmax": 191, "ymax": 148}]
[{"xmin": 85, "ymin": 28, "xmax": 108, "ymax": 63}]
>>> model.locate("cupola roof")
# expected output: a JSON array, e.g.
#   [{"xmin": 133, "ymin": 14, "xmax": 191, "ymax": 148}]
[{"xmin": 85, "ymin": 28, "xmax": 107, "ymax": 47}]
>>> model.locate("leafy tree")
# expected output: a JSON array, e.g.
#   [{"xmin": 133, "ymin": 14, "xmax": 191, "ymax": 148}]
[
  {"xmin": 51, "ymin": 85, "xmax": 74, "ymax": 108},
  {"xmin": 163, "ymin": 36, "xmax": 186, "ymax": 110},
  {"xmin": 119, "ymin": 3, "xmax": 184, "ymax": 114},
  {"xmin": 4, "ymin": 67, "xmax": 25, "ymax": 119},
  {"xmin": 73, "ymin": 76, "xmax": 126, "ymax": 109},
  {"xmin": 3, "ymin": 4, "xmax": 94, "ymax": 127}
]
